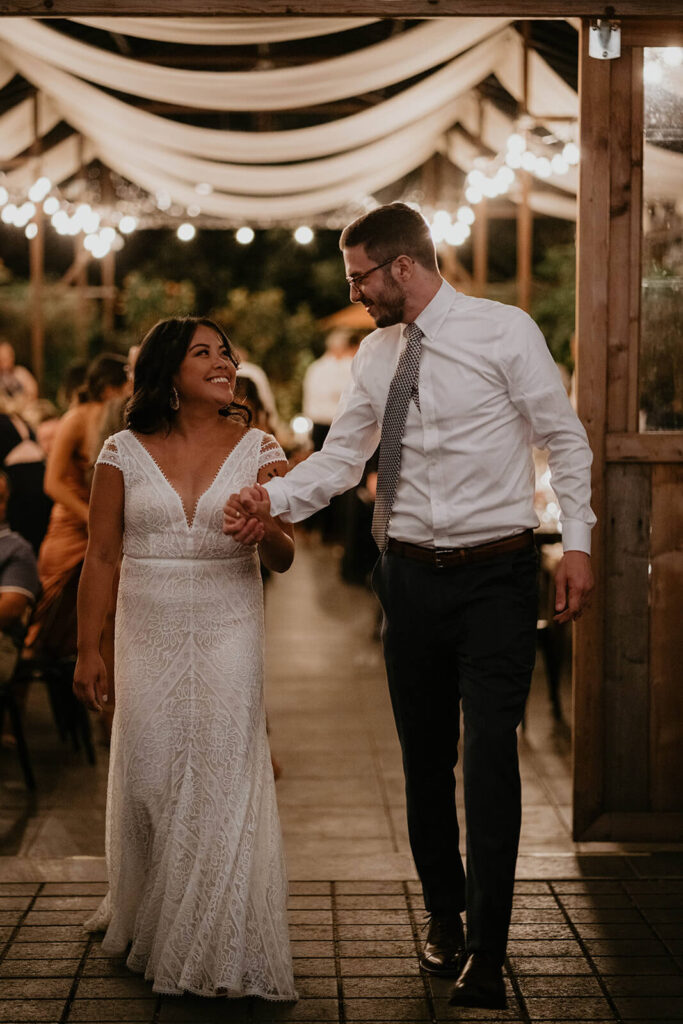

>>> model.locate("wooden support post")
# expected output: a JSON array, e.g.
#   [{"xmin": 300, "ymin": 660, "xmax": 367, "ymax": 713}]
[
  {"xmin": 101, "ymin": 168, "xmax": 117, "ymax": 334},
  {"xmin": 439, "ymin": 244, "xmax": 472, "ymax": 293},
  {"xmin": 516, "ymin": 22, "xmax": 533, "ymax": 312},
  {"xmin": 29, "ymin": 207, "xmax": 45, "ymax": 390},
  {"xmin": 29, "ymin": 93, "xmax": 45, "ymax": 389},
  {"xmin": 101, "ymin": 250, "xmax": 116, "ymax": 335},
  {"xmin": 473, "ymin": 198, "xmax": 488, "ymax": 298},
  {"xmin": 573, "ymin": 20, "xmax": 610, "ymax": 839},
  {"xmin": 517, "ymin": 172, "xmax": 532, "ymax": 312},
  {"xmin": 75, "ymin": 236, "xmax": 89, "ymax": 357}
]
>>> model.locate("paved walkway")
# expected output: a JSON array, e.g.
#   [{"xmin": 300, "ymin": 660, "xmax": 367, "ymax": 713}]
[{"xmin": 1, "ymin": 538, "xmax": 682, "ymax": 1022}]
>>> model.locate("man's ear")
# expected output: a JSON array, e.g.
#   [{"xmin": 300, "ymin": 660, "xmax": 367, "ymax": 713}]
[{"xmin": 394, "ymin": 255, "xmax": 414, "ymax": 280}]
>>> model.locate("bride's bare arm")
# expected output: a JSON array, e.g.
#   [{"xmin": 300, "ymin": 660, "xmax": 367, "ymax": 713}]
[
  {"xmin": 254, "ymin": 461, "xmax": 294, "ymax": 573},
  {"xmin": 73, "ymin": 464, "xmax": 124, "ymax": 711}
]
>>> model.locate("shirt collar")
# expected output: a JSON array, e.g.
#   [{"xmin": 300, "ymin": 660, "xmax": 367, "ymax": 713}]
[{"xmin": 412, "ymin": 278, "xmax": 458, "ymax": 343}]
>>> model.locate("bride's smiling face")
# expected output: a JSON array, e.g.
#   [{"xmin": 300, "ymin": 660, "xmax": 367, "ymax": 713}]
[{"xmin": 174, "ymin": 325, "xmax": 238, "ymax": 409}]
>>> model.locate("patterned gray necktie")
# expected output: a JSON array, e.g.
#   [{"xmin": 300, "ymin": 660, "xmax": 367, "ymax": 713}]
[{"xmin": 371, "ymin": 322, "xmax": 423, "ymax": 550}]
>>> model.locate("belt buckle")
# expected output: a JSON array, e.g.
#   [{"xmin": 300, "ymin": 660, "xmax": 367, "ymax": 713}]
[
  {"xmin": 434, "ymin": 547, "xmax": 453, "ymax": 569},
  {"xmin": 434, "ymin": 546, "xmax": 466, "ymax": 569}
]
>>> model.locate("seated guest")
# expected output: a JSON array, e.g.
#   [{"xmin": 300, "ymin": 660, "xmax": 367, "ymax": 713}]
[
  {"xmin": 0, "ymin": 411, "xmax": 52, "ymax": 554},
  {"xmin": 0, "ymin": 470, "xmax": 40, "ymax": 687},
  {"xmin": 0, "ymin": 340, "xmax": 38, "ymax": 409}
]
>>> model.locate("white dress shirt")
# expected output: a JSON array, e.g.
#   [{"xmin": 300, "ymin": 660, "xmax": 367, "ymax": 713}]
[{"xmin": 267, "ymin": 280, "xmax": 595, "ymax": 553}]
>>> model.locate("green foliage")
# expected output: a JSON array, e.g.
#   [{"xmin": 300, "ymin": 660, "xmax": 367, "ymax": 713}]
[
  {"xmin": 119, "ymin": 271, "xmax": 196, "ymax": 344},
  {"xmin": 212, "ymin": 288, "xmax": 323, "ymax": 422},
  {"xmin": 0, "ymin": 278, "xmax": 100, "ymax": 401},
  {"xmin": 531, "ymin": 243, "xmax": 576, "ymax": 371}
]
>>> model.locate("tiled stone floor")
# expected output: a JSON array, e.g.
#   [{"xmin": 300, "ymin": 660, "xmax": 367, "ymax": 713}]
[
  {"xmin": 0, "ymin": 874, "xmax": 682, "ymax": 1021},
  {"xmin": 1, "ymin": 536, "xmax": 682, "ymax": 1021}
]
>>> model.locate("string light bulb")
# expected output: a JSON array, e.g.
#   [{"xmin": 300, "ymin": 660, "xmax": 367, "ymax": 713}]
[
  {"xmin": 118, "ymin": 215, "xmax": 137, "ymax": 234},
  {"xmin": 562, "ymin": 142, "xmax": 580, "ymax": 165},
  {"xmin": 535, "ymin": 157, "xmax": 552, "ymax": 179},
  {"xmin": 28, "ymin": 177, "xmax": 51, "ymax": 203},
  {"xmin": 236, "ymin": 226, "xmax": 254, "ymax": 245},
  {"xmin": 14, "ymin": 202, "xmax": 36, "ymax": 228},
  {"xmin": 506, "ymin": 133, "xmax": 526, "ymax": 154},
  {"xmin": 294, "ymin": 225, "xmax": 314, "ymax": 244},
  {"xmin": 177, "ymin": 223, "xmax": 196, "ymax": 241}
]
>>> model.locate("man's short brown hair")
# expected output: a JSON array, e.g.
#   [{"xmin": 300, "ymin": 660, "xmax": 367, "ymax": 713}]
[{"xmin": 340, "ymin": 203, "xmax": 438, "ymax": 273}]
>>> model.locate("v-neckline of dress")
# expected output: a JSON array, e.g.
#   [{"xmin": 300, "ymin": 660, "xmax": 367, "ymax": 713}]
[{"xmin": 129, "ymin": 428, "xmax": 251, "ymax": 531}]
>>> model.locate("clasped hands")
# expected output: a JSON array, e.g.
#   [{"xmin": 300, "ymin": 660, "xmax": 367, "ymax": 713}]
[{"xmin": 223, "ymin": 485, "xmax": 271, "ymax": 545}]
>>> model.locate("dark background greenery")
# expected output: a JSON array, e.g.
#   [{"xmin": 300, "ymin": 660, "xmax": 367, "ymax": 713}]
[{"xmin": 0, "ymin": 221, "xmax": 577, "ymax": 417}]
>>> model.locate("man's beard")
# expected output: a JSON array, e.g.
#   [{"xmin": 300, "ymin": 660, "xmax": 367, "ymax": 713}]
[{"xmin": 369, "ymin": 278, "xmax": 406, "ymax": 328}]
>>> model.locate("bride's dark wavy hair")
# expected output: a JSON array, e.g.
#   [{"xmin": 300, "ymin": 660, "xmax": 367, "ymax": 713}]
[{"xmin": 126, "ymin": 316, "xmax": 251, "ymax": 434}]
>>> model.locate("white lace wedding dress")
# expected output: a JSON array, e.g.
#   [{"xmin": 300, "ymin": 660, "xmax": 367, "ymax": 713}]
[{"xmin": 84, "ymin": 427, "xmax": 296, "ymax": 1001}]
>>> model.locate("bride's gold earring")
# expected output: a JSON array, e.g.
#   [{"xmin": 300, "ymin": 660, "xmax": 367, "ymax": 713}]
[{"xmin": 170, "ymin": 386, "xmax": 180, "ymax": 411}]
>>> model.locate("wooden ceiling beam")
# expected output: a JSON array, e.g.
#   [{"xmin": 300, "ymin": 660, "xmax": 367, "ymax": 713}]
[{"xmin": 0, "ymin": 2, "xmax": 679, "ymax": 18}]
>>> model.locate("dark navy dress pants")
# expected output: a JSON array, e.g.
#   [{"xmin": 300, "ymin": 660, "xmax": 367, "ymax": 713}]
[{"xmin": 372, "ymin": 544, "xmax": 538, "ymax": 964}]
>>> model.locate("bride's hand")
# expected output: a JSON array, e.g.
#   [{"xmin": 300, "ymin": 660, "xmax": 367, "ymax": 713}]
[
  {"xmin": 223, "ymin": 487, "xmax": 267, "ymax": 545},
  {"xmin": 73, "ymin": 650, "xmax": 108, "ymax": 713}
]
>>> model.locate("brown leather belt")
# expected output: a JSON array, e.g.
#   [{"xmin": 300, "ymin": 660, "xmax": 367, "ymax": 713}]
[{"xmin": 386, "ymin": 529, "xmax": 534, "ymax": 569}]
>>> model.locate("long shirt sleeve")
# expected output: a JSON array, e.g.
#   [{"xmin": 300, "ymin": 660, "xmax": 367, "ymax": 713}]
[{"xmin": 267, "ymin": 281, "xmax": 595, "ymax": 553}]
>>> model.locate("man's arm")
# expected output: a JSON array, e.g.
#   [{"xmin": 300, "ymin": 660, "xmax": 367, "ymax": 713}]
[
  {"xmin": 505, "ymin": 312, "xmax": 596, "ymax": 620},
  {"xmin": 226, "ymin": 349, "xmax": 380, "ymax": 534}
]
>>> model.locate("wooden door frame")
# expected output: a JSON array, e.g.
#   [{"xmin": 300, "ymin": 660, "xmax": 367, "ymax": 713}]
[{"xmin": 574, "ymin": 17, "xmax": 683, "ymax": 840}]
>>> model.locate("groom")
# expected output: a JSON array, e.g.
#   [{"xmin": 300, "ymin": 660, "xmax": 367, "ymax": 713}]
[{"xmin": 224, "ymin": 203, "xmax": 594, "ymax": 1009}]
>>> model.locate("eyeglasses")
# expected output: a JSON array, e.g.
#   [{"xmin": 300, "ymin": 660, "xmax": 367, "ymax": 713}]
[{"xmin": 345, "ymin": 255, "xmax": 402, "ymax": 290}]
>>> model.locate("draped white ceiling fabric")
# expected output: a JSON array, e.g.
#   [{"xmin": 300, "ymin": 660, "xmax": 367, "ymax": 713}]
[
  {"xmin": 67, "ymin": 16, "xmax": 380, "ymax": 45},
  {"xmin": 0, "ymin": 15, "xmax": 680, "ymax": 225},
  {"xmin": 0, "ymin": 93, "xmax": 59, "ymax": 162},
  {"xmin": 90, "ymin": 136, "xmax": 452, "ymax": 222},
  {"xmin": 4, "ymin": 134, "xmax": 96, "ymax": 192},
  {"xmin": 2, "ymin": 29, "xmax": 517, "ymax": 164},
  {"xmin": 0, "ymin": 56, "xmax": 14, "ymax": 90},
  {"xmin": 0, "ymin": 17, "xmax": 510, "ymax": 111},
  {"xmin": 63, "ymin": 97, "xmax": 472, "ymax": 197}
]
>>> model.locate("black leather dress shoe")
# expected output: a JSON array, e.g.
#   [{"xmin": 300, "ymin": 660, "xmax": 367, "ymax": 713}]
[
  {"xmin": 419, "ymin": 913, "xmax": 465, "ymax": 976},
  {"xmin": 449, "ymin": 952, "xmax": 507, "ymax": 1009}
]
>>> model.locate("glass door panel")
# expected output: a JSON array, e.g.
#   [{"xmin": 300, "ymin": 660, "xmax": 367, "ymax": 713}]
[{"xmin": 640, "ymin": 46, "xmax": 683, "ymax": 431}]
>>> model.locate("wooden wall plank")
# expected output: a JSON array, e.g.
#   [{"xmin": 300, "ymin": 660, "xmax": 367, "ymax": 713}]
[
  {"xmin": 604, "ymin": 464, "xmax": 651, "ymax": 811},
  {"xmin": 627, "ymin": 48, "xmax": 644, "ymax": 434},
  {"xmin": 2, "ymin": 2, "xmax": 680, "ymax": 17},
  {"xmin": 649, "ymin": 464, "xmax": 683, "ymax": 812},
  {"xmin": 606, "ymin": 433, "xmax": 683, "ymax": 462},
  {"xmin": 579, "ymin": 812, "xmax": 683, "ymax": 842},
  {"xmin": 573, "ymin": 24, "xmax": 610, "ymax": 840},
  {"xmin": 621, "ymin": 19, "xmax": 683, "ymax": 45},
  {"xmin": 606, "ymin": 49, "xmax": 636, "ymax": 434}
]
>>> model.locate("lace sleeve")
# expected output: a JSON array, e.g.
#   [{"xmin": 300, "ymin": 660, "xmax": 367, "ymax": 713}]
[
  {"xmin": 257, "ymin": 433, "xmax": 287, "ymax": 473},
  {"xmin": 96, "ymin": 435, "xmax": 123, "ymax": 473}
]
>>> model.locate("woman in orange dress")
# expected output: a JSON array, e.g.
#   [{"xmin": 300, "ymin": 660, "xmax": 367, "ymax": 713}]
[{"xmin": 27, "ymin": 355, "xmax": 129, "ymax": 735}]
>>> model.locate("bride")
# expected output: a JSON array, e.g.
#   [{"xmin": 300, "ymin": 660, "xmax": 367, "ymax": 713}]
[{"xmin": 73, "ymin": 316, "xmax": 296, "ymax": 1001}]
